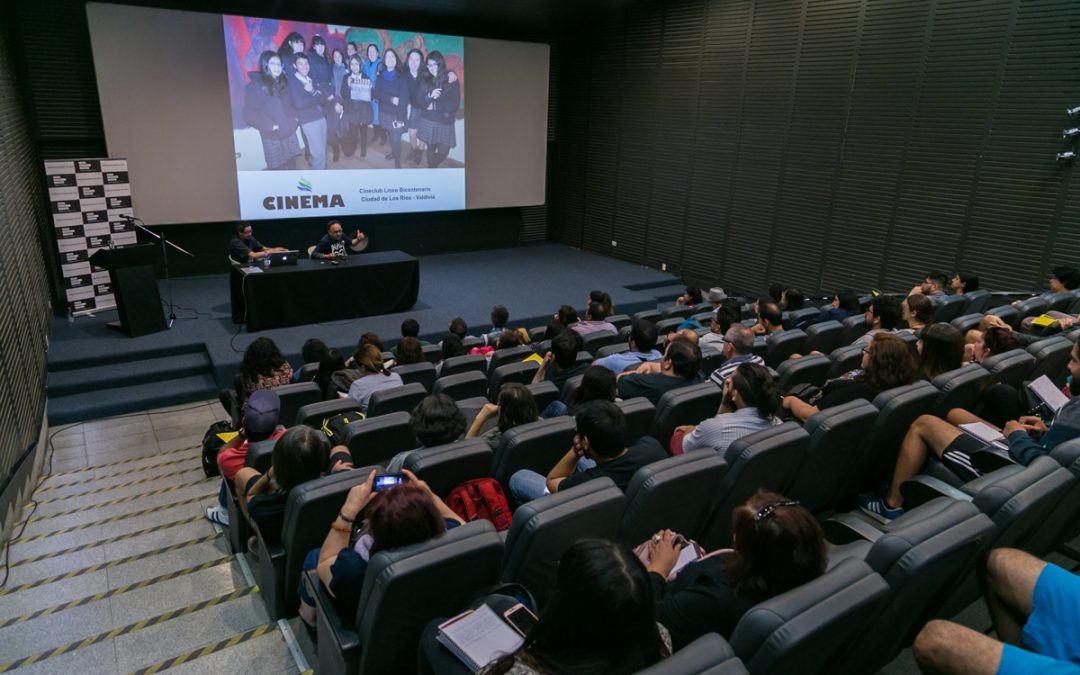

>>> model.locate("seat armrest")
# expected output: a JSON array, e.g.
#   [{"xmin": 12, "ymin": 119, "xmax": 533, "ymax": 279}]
[
  {"xmin": 251, "ymin": 519, "xmax": 287, "ymax": 619},
  {"xmin": 971, "ymin": 448, "xmax": 1017, "ymax": 474},
  {"xmin": 823, "ymin": 512, "xmax": 885, "ymax": 545},
  {"xmin": 900, "ymin": 475, "xmax": 974, "ymax": 508},
  {"xmin": 304, "ymin": 569, "xmax": 360, "ymax": 653}
]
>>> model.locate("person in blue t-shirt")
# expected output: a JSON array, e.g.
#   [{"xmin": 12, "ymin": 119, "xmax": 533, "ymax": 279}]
[{"xmin": 594, "ymin": 318, "xmax": 663, "ymax": 375}]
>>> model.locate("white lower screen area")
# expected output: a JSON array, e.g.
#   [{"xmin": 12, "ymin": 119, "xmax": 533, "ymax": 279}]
[{"xmin": 237, "ymin": 168, "xmax": 465, "ymax": 219}]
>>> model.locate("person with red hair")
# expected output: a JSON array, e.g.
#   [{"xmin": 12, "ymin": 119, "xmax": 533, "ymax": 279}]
[
  {"xmin": 297, "ymin": 469, "xmax": 463, "ymax": 632},
  {"xmin": 645, "ymin": 490, "xmax": 826, "ymax": 650}
]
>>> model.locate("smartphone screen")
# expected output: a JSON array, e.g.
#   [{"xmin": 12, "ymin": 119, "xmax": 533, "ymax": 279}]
[
  {"xmin": 502, "ymin": 603, "xmax": 538, "ymax": 637},
  {"xmin": 373, "ymin": 474, "xmax": 405, "ymax": 492}
]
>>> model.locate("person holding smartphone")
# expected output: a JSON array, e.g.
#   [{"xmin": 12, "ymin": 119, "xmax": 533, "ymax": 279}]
[
  {"xmin": 373, "ymin": 48, "xmax": 410, "ymax": 168},
  {"xmin": 297, "ymin": 469, "xmax": 463, "ymax": 633},
  {"xmin": 418, "ymin": 539, "xmax": 671, "ymax": 673}
]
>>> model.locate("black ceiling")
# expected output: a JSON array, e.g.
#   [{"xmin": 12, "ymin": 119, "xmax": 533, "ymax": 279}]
[{"xmin": 101, "ymin": 0, "xmax": 641, "ymax": 40}]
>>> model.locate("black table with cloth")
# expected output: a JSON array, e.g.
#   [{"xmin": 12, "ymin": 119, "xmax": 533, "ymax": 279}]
[{"xmin": 230, "ymin": 251, "xmax": 419, "ymax": 331}]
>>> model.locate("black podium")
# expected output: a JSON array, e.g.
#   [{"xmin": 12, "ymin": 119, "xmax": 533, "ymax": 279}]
[{"xmin": 89, "ymin": 244, "xmax": 167, "ymax": 337}]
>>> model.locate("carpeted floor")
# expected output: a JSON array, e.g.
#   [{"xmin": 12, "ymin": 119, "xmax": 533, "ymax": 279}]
[{"xmin": 46, "ymin": 243, "xmax": 686, "ymax": 423}]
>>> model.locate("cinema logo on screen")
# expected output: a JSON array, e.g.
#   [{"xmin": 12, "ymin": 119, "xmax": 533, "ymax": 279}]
[{"xmin": 262, "ymin": 177, "xmax": 344, "ymax": 211}]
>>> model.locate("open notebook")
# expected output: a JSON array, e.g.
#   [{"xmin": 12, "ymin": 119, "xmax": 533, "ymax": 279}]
[
  {"xmin": 958, "ymin": 422, "xmax": 1009, "ymax": 451},
  {"xmin": 1027, "ymin": 375, "xmax": 1070, "ymax": 414},
  {"xmin": 436, "ymin": 604, "xmax": 525, "ymax": 672}
]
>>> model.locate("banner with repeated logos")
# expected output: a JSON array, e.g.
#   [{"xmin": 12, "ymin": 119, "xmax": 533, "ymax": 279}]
[{"xmin": 44, "ymin": 158, "xmax": 137, "ymax": 315}]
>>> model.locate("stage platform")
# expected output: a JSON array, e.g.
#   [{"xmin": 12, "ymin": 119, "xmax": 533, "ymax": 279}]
[{"xmin": 46, "ymin": 243, "xmax": 685, "ymax": 424}]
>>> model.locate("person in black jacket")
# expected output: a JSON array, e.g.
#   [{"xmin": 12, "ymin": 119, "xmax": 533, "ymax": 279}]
[
  {"xmin": 373, "ymin": 48, "xmax": 409, "ymax": 168},
  {"xmin": 278, "ymin": 32, "xmax": 305, "ymax": 79},
  {"xmin": 243, "ymin": 51, "xmax": 301, "ymax": 170},
  {"xmin": 417, "ymin": 50, "xmax": 460, "ymax": 168},
  {"xmin": 288, "ymin": 53, "xmax": 328, "ymax": 170},
  {"xmin": 328, "ymin": 49, "xmax": 349, "ymax": 162},
  {"xmin": 404, "ymin": 48, "xmax": 426, "ymax": 165},
  {"xmin": 338, "ymin": 54, "xmax": 373, "ymax": 158},
  {"xmin": 306, "ymin": 35, "xmax": 334, "ymax": 92}
]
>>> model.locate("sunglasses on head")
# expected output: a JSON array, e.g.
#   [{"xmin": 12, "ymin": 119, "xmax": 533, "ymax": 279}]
[{"xmin": 755, "ymin": 500, "xmax": 801, "ymax": 521}]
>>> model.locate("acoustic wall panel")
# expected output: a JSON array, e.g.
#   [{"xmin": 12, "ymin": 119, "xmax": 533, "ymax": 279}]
[
  {"xmin": 722, "ymin": 0, "xmax": 804, "ymax": 293},
  {"xmin": 683, "ymin": 0, "xmax": 753, "ymax": 284},
  {"xmin": 556, "ymin": 0, "xmax": 1080, "ymax": 297},
  {"xmin": 646, "ymin": 1, "xmax": 705, "ymax": 274},
  {"xmin": 768, "ymin": 0, "xmax": 862, "ymax": 292}
]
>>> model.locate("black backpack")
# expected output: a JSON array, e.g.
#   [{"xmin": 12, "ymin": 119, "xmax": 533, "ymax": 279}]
[
  {"xmin": 201, "ymin": 420, "xmax": 235, "ymax": 477},
  {"xmin": 320, "ymin": 410, "xmax": 366, "ymax": 446}
]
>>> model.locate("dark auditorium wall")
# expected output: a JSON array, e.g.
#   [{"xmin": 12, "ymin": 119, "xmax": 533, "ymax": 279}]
[
  {"xmin": 551, "ymin": 0, "xmax": 1080, "ymax": 296},
  {"xmin": 6, "ymin": 0, "xmax": 552, "ymax": 286},
  {"xmin": 0, "ymin": 23, "xmax": 52, "ymax": 502}
]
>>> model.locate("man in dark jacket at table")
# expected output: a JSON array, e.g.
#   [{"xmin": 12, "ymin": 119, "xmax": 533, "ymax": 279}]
[{"xmin": 229, "ymin": 221, "xmax": 286, "ymax": 264}]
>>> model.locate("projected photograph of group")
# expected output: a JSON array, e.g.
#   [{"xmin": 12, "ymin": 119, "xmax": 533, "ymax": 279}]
[{"xmin": 224, "ymin": 15, "xmax": 465, "ymax": 218}]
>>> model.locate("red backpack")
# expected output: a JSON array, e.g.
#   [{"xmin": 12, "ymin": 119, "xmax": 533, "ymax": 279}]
[{"xmin": 446, "ymin": 478, "xmax": 512, "ymax": 532}]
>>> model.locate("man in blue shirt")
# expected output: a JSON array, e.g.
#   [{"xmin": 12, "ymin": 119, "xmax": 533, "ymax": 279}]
[{"xmin": 593, "ymin": 318, "xmax": 662, "ymax": 374}]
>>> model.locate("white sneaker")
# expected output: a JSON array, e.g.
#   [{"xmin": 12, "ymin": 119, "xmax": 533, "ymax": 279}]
[{"xmin": 205, "ymin": 505, "xmax": 230, "ymax": 527}]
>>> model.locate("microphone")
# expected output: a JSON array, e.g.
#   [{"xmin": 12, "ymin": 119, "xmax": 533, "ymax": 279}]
[{"xmin": 119, "ymin": 214, "xmax": 135, "ymax": 220}]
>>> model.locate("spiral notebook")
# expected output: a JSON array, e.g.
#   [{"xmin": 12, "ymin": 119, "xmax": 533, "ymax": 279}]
[{"xmin": 436, "ymin": 604, "xmax": 524, "ymax": 672}]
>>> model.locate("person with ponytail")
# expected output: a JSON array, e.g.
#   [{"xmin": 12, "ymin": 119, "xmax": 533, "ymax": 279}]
[
  {"xmin": 674, "ymin": 363, "xmax": 782, "ymax": 455},
  {"xmin": 346, "ymin": 344, "xmax": 403, "ymax": 412},
  {"xmin": 243, "ymin": 50, "xmax": 302, "ymax": 170}
]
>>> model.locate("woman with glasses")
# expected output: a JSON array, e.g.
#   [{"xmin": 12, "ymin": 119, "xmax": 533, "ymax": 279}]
[
  {"xmin": 243, "ymin": 51, "xmax": 302, "ymax": 170},
  {"xmin": 417, "ymin": 50, "xmax": 460, "ymax": 168},
  {"xmin": 646, "ymin": 490, "xmax": 826, "ymax": 649}
]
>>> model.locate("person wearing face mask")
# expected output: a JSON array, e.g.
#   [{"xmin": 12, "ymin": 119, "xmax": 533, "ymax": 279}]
[
  {"xmin": 859, "ymin": 334, "xmax": 1080, "ymax": 523},
  {"xmin": 243, "ymin": 50, "xmax": 302, "ymax": 170}
]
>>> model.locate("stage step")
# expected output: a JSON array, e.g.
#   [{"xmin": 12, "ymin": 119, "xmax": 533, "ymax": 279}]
[
  {"xmin": 47, "ymin": 351, "xmax": 213, "ymax": 398},
  {"xmin": 47, "ymin": 347, "xmax": 218, "ymax": 425},
  {"xmin": 48, "ymin": 341, "xmax": 207, "ymax": 372},
  {"xmin": 47, "ymin": 373, "xmax": 219, "ymax": 425}
]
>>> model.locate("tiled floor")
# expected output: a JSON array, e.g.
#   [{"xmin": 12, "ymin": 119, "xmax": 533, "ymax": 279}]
[{"xmin": 0, "ymin": 400, "xmax": 313, "ymax": 675}]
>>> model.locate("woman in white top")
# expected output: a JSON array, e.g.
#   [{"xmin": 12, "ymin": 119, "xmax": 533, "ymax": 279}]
[
  {"xmin": 677, "ymin": 362, "xmax": 782, "ymax": 455},
  {"xmin": 347, "ymin": 345, "xmax": 403, "ymax": 412}
]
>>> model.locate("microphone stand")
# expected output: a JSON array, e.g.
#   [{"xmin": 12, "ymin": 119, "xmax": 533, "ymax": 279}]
[{"xmin": 121, "ymin": 215, "xmax": 194, "ymax": 329}]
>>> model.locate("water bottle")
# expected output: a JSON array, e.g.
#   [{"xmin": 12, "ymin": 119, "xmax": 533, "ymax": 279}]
[
  {"xmin": 262, "ymin": 253, "xmax": 270, "ymax": 269},
  {"xmin": 67, "ymin": 305, "xmax": 75, "ymax": 326}
]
